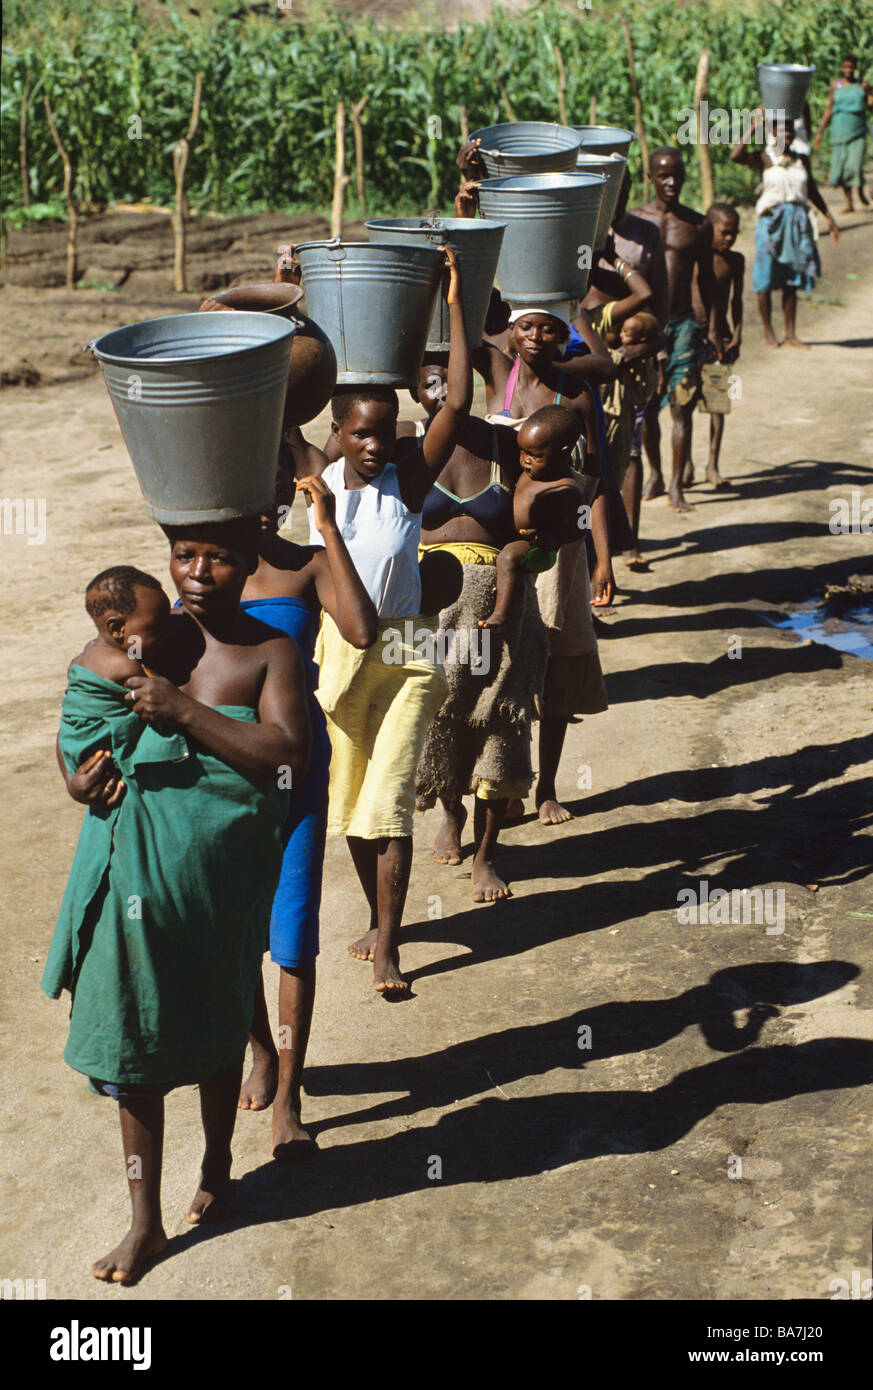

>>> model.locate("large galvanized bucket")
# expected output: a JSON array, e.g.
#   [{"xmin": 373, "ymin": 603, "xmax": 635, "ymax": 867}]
[
  {"xmin": 758, "ymin": 64, "xmax": 814, "ymax": 120},
  {"xmin": 572, "ymin": 125, "xmax": 635, "ymax": 157},
  {"xmin": 88, "ymin": 312, "xmax": 295, "ymax": 525},
  {"xmin": 478, "ymin": 172, "xmax": 605, "ymax": 303},
  {"xmin": 365, "ymin": 216, "xmax": 505, "ymax": 351},
  {"xmin": 295, "ymin": 239, "xmax": 443, "ymax": 385},
  {"xmin": 575, "ymin": 153, "xmax": 628, "ymax": 250},
  {"xmin": 470, "ymin": 122, "xmax": 583, "ymax": 177}
]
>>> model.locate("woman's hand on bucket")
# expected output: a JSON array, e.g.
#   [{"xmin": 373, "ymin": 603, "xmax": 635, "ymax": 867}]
[
  {"xmin": 456, "ymin": 138, "xmax": 484, "ymax": 181},
  {"xmin": 443, "ymin": 245, "xmax": 462, "ymax": 306}
]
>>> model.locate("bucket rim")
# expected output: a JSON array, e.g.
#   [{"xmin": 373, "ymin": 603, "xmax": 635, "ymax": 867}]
[
  {"xmin": 479, "ymin": 172, "xmax": 605, "ymax": 191},
  {"xmin": 570, "ymin": 125, "xmax": 636, "ymax": 141},
  {"xmin": 757, "ymin": 63, "xmax": 815, "ymax": 74},
  {"xmin": 365, "ymin": 216, "xmax": 507, "ymax": 234},
  {"xmin": 294, "ymin": 238, "xmax": 445, "ymax": 260},
  {"xmin": 469, "ymin": 121, "xmax": 584, "ymax": 149},
  {"xmin": 90, "ymin": 311, "xmax": 295, "ymax": 367}
]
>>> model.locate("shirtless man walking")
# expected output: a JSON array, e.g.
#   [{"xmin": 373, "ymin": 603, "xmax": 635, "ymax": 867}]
[{"xmin": 634, "ymin": 147, "xmax": 718, "ymax": 512}]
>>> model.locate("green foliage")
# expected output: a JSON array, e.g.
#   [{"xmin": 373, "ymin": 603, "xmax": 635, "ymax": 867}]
[{"xmin": 2, "ymin": 0, "xmax": 872, "ymax": 219}]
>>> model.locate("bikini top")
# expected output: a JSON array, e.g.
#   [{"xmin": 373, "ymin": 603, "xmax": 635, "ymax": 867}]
[
  {"xmin": 484, "ymin": 356, "xmax": 573, "ymax": 431},
  {"xmin": 420, "ymin": 423, "xmax": 515, "ymax": 546}
]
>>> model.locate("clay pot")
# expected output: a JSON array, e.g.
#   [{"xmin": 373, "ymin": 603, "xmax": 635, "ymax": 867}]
[{"xmin": 199, "ymin": 282, "xmax": 337, "ymax": 426}]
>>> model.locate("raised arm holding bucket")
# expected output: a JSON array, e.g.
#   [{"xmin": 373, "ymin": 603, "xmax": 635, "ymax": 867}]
[{"xmin": 295, "ymin": 249, "xmax": 472, "ymax": 994}]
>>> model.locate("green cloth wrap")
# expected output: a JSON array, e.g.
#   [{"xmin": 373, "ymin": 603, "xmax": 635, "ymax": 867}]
[{"xmin": 42, "ymin": 666, "xmax": 289, "ymax": 1087}]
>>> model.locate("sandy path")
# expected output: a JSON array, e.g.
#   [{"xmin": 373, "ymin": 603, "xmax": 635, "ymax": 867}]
[{"xmin": 1, "ymin": 199, "xmax": 871, "ymax": 1300}]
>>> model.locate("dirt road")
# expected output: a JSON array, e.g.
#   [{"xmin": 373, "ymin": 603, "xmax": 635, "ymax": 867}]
[{"xmin": 1, "ymin": 198, "xmax": 871, "ymax": 1301}]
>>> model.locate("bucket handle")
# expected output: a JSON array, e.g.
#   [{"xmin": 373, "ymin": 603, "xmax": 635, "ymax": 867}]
[
  {"xmin": 325, "ymin": 239, "xmax": 347, "ymax": 262},
  {"xmin": 83, "ymin": 339, "xmax": 97, "ymax": 354}
]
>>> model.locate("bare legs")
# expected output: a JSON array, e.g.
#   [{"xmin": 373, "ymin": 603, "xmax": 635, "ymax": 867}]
[
  {"xmin": 93, "ymin": 1062, "xmax": 242, "ymax": 1282},
  {"xmin": 641, "ymin": 394, "xmax": 665, "ymax": 500},
  {"xmin": 621, "ymin": 453, "xmax": 646, "ymax": 567},
  {"xmin": 758, "ymin": 287, "xmax": 807, "ymax": 347},
  {"xmin": 239, "ymin": 970, "xmax": 278, "ymax": 1110},
  {"xmin": 668, "ymin": 402, "xmax": 695, "ymax": 512},
  {"xmin": 757, "ymin": 289, "xmax": 779, "ymax": 346},
  {"xmin": 707, "ymin": 412, "xmax": 727, "ymax": 487},
  {"xmin": 187, "ymin": 1064, "xmax": 242, "ymax": 1223},
  {"xmin": 781, "ymin": 287, "xmax": 808, "ymax": 348},
  {"xmin": 346, "ymin": 834, "xmax": 411, "ymax": 993},
  {"xmin": 273, "ymin": 962, "xmax": 317, "ymax": 1159},
  {"xmin": 536, "ymin": 715, "xmax": 572, "ymax": 825},
  {"xmin": 238, "ymin": 961, "xmax": 318, "ymax": 1157},
  {"xmin": 471, "ymin": 796, "xmax": 511, "ymax": 901},
  {"xmin": 92, "ymin": 1094, "xmax": 167, "ymax": 1284}
]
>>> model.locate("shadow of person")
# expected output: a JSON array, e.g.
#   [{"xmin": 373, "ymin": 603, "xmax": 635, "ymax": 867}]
[
  {"xmin": 300, "ymin": 959, "xmax": 859, "ymax": 1132},
  {"xmin": 164, "ymin": 1036, "xmax": 872, "ymax": 1254}
]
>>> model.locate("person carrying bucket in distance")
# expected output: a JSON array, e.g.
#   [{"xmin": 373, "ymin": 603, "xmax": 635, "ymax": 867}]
[{"xmin": 292, "ymin": 247, "xmax": 471, "ymax": 995}]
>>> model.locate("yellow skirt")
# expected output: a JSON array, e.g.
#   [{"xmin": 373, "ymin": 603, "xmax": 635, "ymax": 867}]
[{"xmin": 316, "ymin": 613, "xmax": 449, "ymax": 839}]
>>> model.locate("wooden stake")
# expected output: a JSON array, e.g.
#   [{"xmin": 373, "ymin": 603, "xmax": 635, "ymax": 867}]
[
  {"xmin": 693, "ymin": 48, "xmax": 714, "ymax": 211},
  {"xmin": 350, "ymin": 95, "xmax": 369, "ymax": 217},
  {"xmin": 621, "ymin": 13, "xmax": 649, "ymax": 199},
  {"xmin": 20, "ymin": 69, "xmax": 31, "ymax": 209},
  {"xmin": 497, "ymin": 78, "xmax": 515, "ymax": 123},
  {"xmin": 460, "ymin": 104, "xmax": 469, "ymax": 145},
  {"xmin": 589, "ymin": 93, "xmax": 598, "ymax": 125},
  {"xmin": 331, "ymin": 101, "xmax": 349, "ymax": 239},
  {"xmin": 553, "ymin": 45, "xmax": 568, "ymax": 126},
  {"xmin": 43, "ymin": 94, "xmax": 77, "ymax": 288},
  {"xmin": 171, "ymin": 72, "xmax": 202, "ymax": 293}
]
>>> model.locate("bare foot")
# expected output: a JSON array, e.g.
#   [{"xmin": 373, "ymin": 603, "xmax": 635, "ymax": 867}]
[
  {"xmin": 668, "ymin": 485, "xmax": 693, "ymax": 513},
  {"xmin": 431, "ymin": 802, "xmax": 467, "ymax": 865},
  {"xmin": 272, "ymin": 1094, "xmax": 317, "ymax": 1161},
  {"xmin": 537, "ymin": 798, "xmax": 572, "ymax": 825},
  {"xmin": 504, "ymin": 797, "xmax": 525, "ymax": 822},
  {"xmin": 92, "ymin": 1223, "xmax": 167, "ymax": 1285},
  {"xmin": 642, "ymin": 472, "xmax": 666, "ymax": 501},
  {"xmin": 348, "ymin": 927, "xmax": 378, "ymax": 961},
  {"xmin": 373, "ymin": 946, "xmax": 408, "ymax": 996},
  {"xmin": 187, "ymin": 1162, "xmax": 233, "ymax": 1224},
  {"xmin": 238, "ymin": 1048, "xmax": 278, "ymax": 1111},
  {"xmin": 782, "ymin": 336, "xmax": 810, "ymax": 350},
  {"xmin": 472, "ymin": 858, "xmax": 511, "ymax": 902},
  {"xmin": 706, "ymin": 463, "xmax": 728, "ymax": 488},
  {"xmin": 622, "ymin": 548, "xmax": 648, "ymax": 570},
  {"xmin": 762, "ymin": 329, "xmax": 779, "ymax": 347}
]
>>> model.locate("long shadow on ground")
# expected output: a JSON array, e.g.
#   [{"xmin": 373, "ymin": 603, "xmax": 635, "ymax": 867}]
[{"xmin": 160, "ymin": 1037, "xmax": 872, "ymax": 1261}]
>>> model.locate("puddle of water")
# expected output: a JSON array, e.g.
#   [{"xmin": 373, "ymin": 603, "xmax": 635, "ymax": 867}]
[{"xmin": 766, "ymin": 592, "xmax": 873, "ymax": 662}]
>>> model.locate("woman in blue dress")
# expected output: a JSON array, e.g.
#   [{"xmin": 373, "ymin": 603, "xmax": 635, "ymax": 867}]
[{"xmin": 238, "ymin": 451, "xmax": 377, "ymax": 1159}]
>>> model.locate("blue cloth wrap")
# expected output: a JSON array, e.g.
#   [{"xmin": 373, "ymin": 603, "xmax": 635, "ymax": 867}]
[
  {"xmin": 241, "ymin": 597, "xmax": 331, "ymax": 967},
  {"xmin": 752, "ymin": 203, "xmax": 821, "ymax": 293}
]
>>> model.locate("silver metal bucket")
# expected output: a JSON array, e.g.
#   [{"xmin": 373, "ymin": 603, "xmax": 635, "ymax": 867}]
[
  {"xmin": 470, "ymin": 122, "xmax": 583, "ymax": 177},
  {"xmin": 572, "ymin": 125, "xmax": 635, "ymax": 157},
  {"xmin": 295, "ymin": 239, "xmax": 443, "ymax": 385},
  {"xmin": 88, "ymin": 312, "xmax": 295, "ymax": 525},
  {"xmin": 478, "ymin": 172, "xmax": 605, "ymax": 303},
  {"xmin": 575, "ymin": 153, "xmax": 628, "ymax": 250},
  {"xmin": 365, "ymin": 216, "xmax": 505, "ymax": 351},
  {"xmin": 758, "ymin": 64, "xmax": 814, "ymax": 120}
]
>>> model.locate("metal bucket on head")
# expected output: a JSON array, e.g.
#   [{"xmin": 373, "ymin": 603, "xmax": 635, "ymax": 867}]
[
  {"xmin": 365, "ymin": 216, "xmax": 505, "ymax": 351},
  {"xmin": 478, "ymin": 172, "xmax": 605, "ymax": 303},
  {"xmin": 470, "ymin": 122, "xmax": 583, "ymax": 177},
  {"xmin": 295, "ymin": 239, "xmax": 444, "ymax": 386},
  {"xmin": 575, "ymin": 153, "xmax": 628, "ymax": 251},
  {"xmin": 572, "ymin": 125, "xmax": 635, "ymax": 157},
  {"xmin": 758, "ymin": 64, "xmax": 814, "ymax": 120},
  {"xmin": 87, "ymin": 312, "xmax": 295, "ymax": 525}
]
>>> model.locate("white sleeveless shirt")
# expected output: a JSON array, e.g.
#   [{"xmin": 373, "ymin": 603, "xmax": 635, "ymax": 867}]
[{"xmin": 309, "ymin": 458, "xmax": 422, "ymax": 619}]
